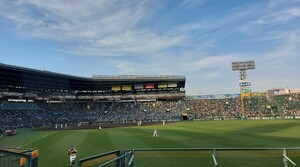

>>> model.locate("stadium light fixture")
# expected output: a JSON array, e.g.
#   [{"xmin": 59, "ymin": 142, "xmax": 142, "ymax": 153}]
[
  {"xmin": 232, "ymin": 60, "xmax": 256, "ymax": 117},
  {"xmin": 231, "ymin": 61, "xmax": 255, "ymax": 80}
]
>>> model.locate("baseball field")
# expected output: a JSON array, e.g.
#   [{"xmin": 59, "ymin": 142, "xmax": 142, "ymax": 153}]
[{"xmin": 1, "ymin": 119, "xmax": 300, "ymax": 167}]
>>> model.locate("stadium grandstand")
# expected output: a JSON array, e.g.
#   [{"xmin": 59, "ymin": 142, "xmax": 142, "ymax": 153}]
[
  {"xmin": 0, "ymin": 63, "xmax": 186, "ymax": 129},
  {"xmin": 1, "ymin": 63, "xmax": 300, "ymax": 131}
]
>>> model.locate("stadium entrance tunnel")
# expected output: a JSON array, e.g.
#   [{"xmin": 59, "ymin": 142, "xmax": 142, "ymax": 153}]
[
  {"xmin": 181, "ymin": 113, "xmax": 188, "ymax": 120},
  {"xmin": 78, "ymin": 148, "xmax": 300, "ymax": 167},
  {"xmin": 182, "ymin": 115, "xmax": 188, "ymax": 120}
]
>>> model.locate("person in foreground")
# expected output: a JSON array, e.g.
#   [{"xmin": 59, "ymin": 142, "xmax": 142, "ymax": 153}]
[{"xmin": 68, "ymin": 145, "xmax": 77, "ymax": 167}]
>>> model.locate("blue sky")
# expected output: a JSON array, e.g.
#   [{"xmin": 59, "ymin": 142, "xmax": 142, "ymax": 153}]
[{"xmin": 0, "ymin": 0, "xmax": 299, "ymax": 95}]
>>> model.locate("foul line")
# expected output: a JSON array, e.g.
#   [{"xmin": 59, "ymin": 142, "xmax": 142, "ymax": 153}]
[{"xmin": 20, "ymin": 131, "xmax": 58, "ymax": 148}]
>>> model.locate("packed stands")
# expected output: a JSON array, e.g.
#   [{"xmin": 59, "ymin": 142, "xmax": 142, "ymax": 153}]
[
  {"xmin": 1, "ymin": 63, "xmax": 300, "ymax": 131},
  {"xmin": 1, "ymin": 93, "xmax": 300, "ymax": 130}
]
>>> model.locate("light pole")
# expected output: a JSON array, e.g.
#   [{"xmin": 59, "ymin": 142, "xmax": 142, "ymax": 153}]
[{"xmin": 232, "ymin": 61, "xmax": 255, "ymax": 118}]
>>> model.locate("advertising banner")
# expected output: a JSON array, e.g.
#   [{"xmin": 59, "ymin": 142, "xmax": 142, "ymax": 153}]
[
  {"xmin": 168, "ymin": 83, "xmax": 177, "ymax": 88},
  {"xmin": 241, "ymin": 89, "xmax": 252, "ymax": 93},
  {"xmin": 158, "ymin": 83, "xmax": 168, "ymax": 88},
  {"xmin": 111, "ymin": 85, "xmax": 121, "ymax": 91},
  {"xmin": 122, "ymin": 85, "xmax": 132, "ymax": 91},
  {"xmin": 241, "ymin": 93, "xmax": 251, "ymax": 97},
  {"xmin": 144, "ymin": 83, "xmax": 155, "ymax": 89},
  {"xmin": 134, "ymin": 84, "xmax": 143, "ymax": 89}
]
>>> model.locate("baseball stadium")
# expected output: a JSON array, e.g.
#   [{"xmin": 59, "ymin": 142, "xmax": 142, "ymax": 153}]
[{"xmin": 1, "ymin": 63, "xmax": 300, "ymax": 167}]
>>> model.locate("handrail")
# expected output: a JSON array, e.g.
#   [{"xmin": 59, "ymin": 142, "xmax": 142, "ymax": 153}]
[
  {"xmin": 128, "ymin": 154, "xmax": 135, "ymax": 166},
  {"xmin": 97, "ymin": 151, "xmax": 132, "ymax": 167},
  {"xmin": 212, "ymin": 154, "xmax": 218, "ymax": 166},
  {"xmin": 78, "ymin": 148, "xmax": 300, "ymax": 167},
  {"xmin": 283, "ymin": 154, "xmax": 296, "ymax": 166}
]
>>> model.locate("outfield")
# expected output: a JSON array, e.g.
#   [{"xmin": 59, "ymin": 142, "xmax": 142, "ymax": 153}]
[{"xmin": 1, "ymin": 119, "xmax": 300, "ymax": 167}]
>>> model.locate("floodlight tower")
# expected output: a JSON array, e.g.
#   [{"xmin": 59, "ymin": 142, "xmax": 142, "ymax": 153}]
[{"xmin": 231, "ymin": 61, "xmax": 255, "ymax": 118}]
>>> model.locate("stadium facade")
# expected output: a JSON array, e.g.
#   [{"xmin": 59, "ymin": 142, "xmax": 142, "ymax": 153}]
[{"xmin": 0, "ymin": 63, "xmax": 186, "ymax": 101}]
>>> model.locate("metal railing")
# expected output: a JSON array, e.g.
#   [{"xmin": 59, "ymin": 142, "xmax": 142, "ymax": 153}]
[
  {"xmin": 0, "ymin": 147, "xmax": 38, "ymax": 167},
  {"xmin": 78, "ymin": 148, "xmax": 300, "ymax": 167}
]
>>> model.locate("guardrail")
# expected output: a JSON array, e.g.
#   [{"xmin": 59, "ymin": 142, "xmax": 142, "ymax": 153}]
[
  {"xmin": 78, "ymin": 148, "xmax": 300, "ymax": 167},
  {"xmin": 0, "ymin": 147, "xmax": 38, "ymax": 167}
]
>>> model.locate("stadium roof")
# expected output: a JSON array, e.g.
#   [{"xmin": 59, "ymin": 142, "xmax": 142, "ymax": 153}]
[{"xmin": 0, "ymin": 63, "xmax": 185, "ymax": 82}]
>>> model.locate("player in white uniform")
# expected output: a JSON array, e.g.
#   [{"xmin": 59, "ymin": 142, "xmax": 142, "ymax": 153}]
[
  {"xmin": 68, "ymin": 145, "xmax": 77, "ymax": 167},
  {"xmin": 153, "ymin": 128, "xmax": 158, "ymax": 137}
]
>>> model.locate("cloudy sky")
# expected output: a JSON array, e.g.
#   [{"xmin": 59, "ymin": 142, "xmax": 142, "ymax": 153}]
[{"xmin": 0, "ymin": 0, "xmax": 299, "ymax": 95}]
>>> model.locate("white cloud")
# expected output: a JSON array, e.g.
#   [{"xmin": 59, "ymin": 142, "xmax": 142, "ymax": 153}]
[
  {"xmin": 183, "ymin": 54, "xmax": 238, "ymax": 72},
  {"xmin": 0, "ymin": 0, "xmax": 188, "ymax": 57},
  {"xmin": 238, "ymin": 6, "xmax": 300, "ymax": 34},
  {"xmin": 1, "ymin": 0, "xmax": 300, "ymax": 95},
  {"xmin": 257, "ymin": 44, "xmax": 299, "ymax": 64},
  {"xmin": 177, "ymin": 0, "xmax": 208, "ymax": 9}
]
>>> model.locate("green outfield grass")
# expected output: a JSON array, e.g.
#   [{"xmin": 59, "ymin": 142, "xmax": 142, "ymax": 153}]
[{"xmin": 1, "ymin": 119, "xmax": 300, "ymax": 167}]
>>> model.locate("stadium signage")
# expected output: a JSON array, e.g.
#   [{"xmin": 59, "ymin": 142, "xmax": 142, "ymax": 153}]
[
  {"xmin": 241, "ymin": 89, "xmax": 252, "ymax": 93},
  {"xmin": 239, "ymin": 82, "xmax": 251, "ymax": 87},
  {"xmin": 241, "ymin": 93, "xmax": 251, "ymax": 97},
  {"xmin": 240, "ymin": 86, "xmax": 251, "ymax": 90}
]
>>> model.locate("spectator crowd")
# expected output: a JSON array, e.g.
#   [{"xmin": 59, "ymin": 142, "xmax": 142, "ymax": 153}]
[{"xmin": 1, "ymin": 94, "xmax": 300, "ymax": 130}]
